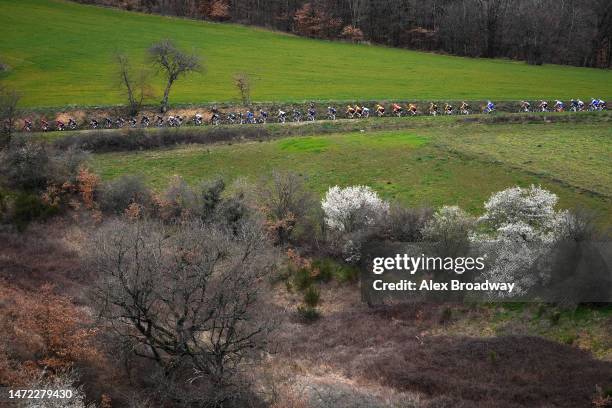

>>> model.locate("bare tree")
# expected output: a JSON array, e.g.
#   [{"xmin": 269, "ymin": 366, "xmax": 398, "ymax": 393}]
[
  {"xmin": 233, "ymin": 72, "xmax": 252, "ymax": 105},
  {"xmin": 90, "ymin": 218, "xmax": 274, "ymax": 390},
  {"xmin": 148, "ymin": 39, "xmax": 203, "ymax": 112},
  {"xmin": 477, "ymin": 0, "xmax": 510, "ymax": 58},
  {"xmin": 346, "ymin": 0, "xmax": 367, "ymax": 28},
  {"xmin": 115, "ymin": 53, "xmax": 152, "ymax": 117},
  {"xmin": 0, "ymin": 86, "xmax": 20, "ymax": 148}
]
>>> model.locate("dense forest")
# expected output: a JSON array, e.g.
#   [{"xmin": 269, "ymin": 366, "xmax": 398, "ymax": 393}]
[{"xmin": 75, "ymin": 0, "xmax": 612, "ymax": 68}]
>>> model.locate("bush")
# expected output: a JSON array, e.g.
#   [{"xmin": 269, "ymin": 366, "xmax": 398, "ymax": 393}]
[
  {"xmin": 321, "ymin": 185, "xmax": 389, "ymax": 233},
  {"xmin": 258, "ymin": 171, "xmax": 318, "ymax": 245},
  {"xmin": 422, "ymin": 205, "xmax": 474, "ymax": 257},
  {"xmin": 387, "ymin": 204, "xmax": 433, "ymax": 242},
  {"xmin": 297, "ymin": 304, "xmax": 320, "ymax": 321},
  {"xmin": 303, "ymin": 285, "xmax": 320, "ymax": 308},
  {"xmin": 194, "ymin": 178, "xmax": 225, "ymax": 220},
  {"xmin": 99, "ymin": 175, "xmax": 152, "ymax": 214},
  {"xmin": 52, "ymin": 127, "xmax": 271, "ymax": 153},
  {"xmin": 0, "ymin": 141, "xmax": 50, "ymax": 190},
  {"xmin": 12, "ymin": 192, "xmax": 60, "ymax": 230},
  {"xmin": 0, "ymin": 141, "xmax": 88, "ymax": 192},
  {"xmin": 292, "ymin": 267, "xmax": 313, "ymax": 291}
]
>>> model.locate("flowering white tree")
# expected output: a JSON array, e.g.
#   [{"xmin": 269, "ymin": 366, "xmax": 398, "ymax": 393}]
[
  {"xmin": 480, "ymin": 185, "xmax": 563, "ymax": 234},
  {"xmin": 473, "ymin": 185, "xmax": 569, "ymax": 297},
  {"xmin": 321, "ymin": 185, "xmax": 389, "ymax": 233}
]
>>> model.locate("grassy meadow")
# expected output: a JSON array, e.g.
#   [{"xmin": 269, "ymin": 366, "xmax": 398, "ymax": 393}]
[
  {"xmin": 92, "ymin": 120, "xmax": 612, "ymax": 220},
  {"xmin": 1, "ymin": 0, "xmax": 611, "ymax": 108}
]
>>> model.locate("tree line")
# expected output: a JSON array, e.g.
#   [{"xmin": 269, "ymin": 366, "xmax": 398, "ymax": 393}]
[{"xmin": 76, "ymin": 0, "xmax": 612, "ymax": 68}]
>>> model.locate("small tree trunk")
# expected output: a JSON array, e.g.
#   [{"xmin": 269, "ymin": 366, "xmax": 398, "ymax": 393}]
[{"xmin": 160, "ymin": 80, "xmax": 173, "ymax": 113}]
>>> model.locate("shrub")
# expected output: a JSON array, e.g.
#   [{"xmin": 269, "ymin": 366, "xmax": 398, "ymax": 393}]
[
  {"xmin": 156, "ymin": 175, "xmax": 196, "ymax": 221},
  {"xmin": 422, "ymin": 205, "xmax": 474, "ymax": 256},
  {"xmin": 321, "ymin": 185, "xmax": 389, "ymax": 233},
  {"xmin": 99, "ymin": 175, "xmax": 152, "ymax": 214},
  {"xmin": 0, "ymin": 141, "xmax": 50, "ymax": 190},
  {"xmin": 292, "ymin": 267, "xmax": 313, "ymax": 291},
  {"xmin": 0, "ymin": 142, "xmax": 88, "ymax": 192},
  {"xmin": 297, "ymin": 304, "xmax": 320, "ymax": 321},
  {"xmin": 24, "ymin": 370, "xmax": 94, "ymax": 408},
  {"xmin": 12, "ymin": 192, "xmax": 60, "ymax": 230},
  {"xmin": 258, "ymin": 171, "xmax": 318, "ymax": 245},
  {"xmin": 387, "ymin": 204, "xmax": 433, "ymax": 242},
  {"xmin": 311, "ymin": 258, "xmax": 335, "ymax": 282},
  {"xmin": 194, "ymin": 178, "xmax": 225, "ymax": 220},
  {"xmin": 340, "ymin": 25, "xmax": 364, "ymax": 42},
  {"xmin": 303, "ymin": 285, "xmax": 320, "ymax": 308}
]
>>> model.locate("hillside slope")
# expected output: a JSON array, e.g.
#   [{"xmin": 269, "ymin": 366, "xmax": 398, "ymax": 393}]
[{"xmin": 0, "ymin": 0, "xmax": 611, "ymax": 107}]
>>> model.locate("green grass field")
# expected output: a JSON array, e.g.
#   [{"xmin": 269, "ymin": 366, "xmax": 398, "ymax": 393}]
[
  {"xmin": 1, "ymin": 0, "xmax": 611, "ymax": 108},
  {"xmin": 92, "ymin": 121, "xmax": 612, "ymax": 220}
]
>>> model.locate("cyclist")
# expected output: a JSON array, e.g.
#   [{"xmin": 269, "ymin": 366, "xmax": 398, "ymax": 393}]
[
  {"xmin": 292, "ymin": 109, "xmax": 302, "ymax": 122},
  {"xmin": 141, "ymin": 115, "xmax": 150, "ymax": 127},
  {"xmin": 392, "ymin": 103, "xmax": 403, "ymax": 117},
  {"xmin": 407, "ymin": 103, "xmax": 418, "ymax": 116},
  {"xmin": 520, "ymin": 101, "xmax": 531, "ymax": 112},
  {"xmin": 327, "ymin": 106, "xmax": 337, "ymax": 120},
  {"xmin": 307, "ymin": 105, "xmax": 316, "ymax": 121},
  {"xmin": 259, "ymin": 109, "xmax": 269, "ymax": 123},
  {"xmin": 429, "ymin": 102, "xmax": 438, "ymax": 116}
]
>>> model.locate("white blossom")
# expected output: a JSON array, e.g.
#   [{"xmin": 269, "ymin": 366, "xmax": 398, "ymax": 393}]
[
  {"xmin": 321, "ymin": 185, "xmax": 389, "ymax": 233},
  {"xmin": 473, "ymin": 186, "xmax": 569, "ymax": 297}
]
